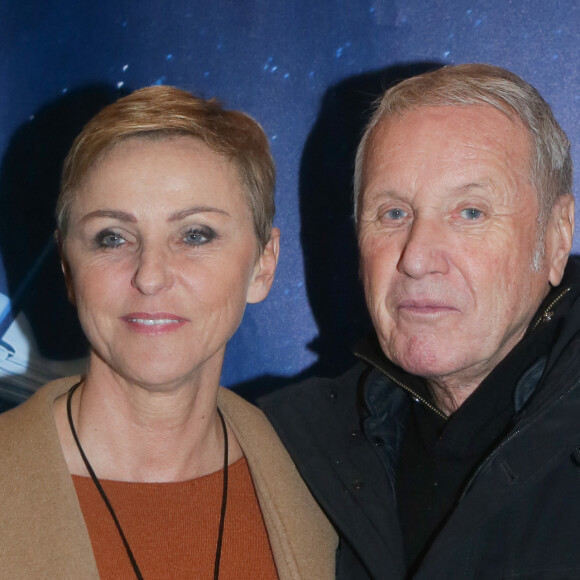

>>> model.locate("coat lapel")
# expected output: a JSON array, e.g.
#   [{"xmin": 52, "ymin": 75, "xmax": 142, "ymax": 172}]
[
  {"xmin": 0, "ymin": 376, "xmax": 100, "ymax": 578},
  {"xmin": 218, "ymin": 387, "xmax": 338, "ymax": 580}
]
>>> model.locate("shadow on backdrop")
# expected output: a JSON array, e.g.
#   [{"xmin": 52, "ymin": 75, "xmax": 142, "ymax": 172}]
[
  {"xmin": 236, "ymin": 61, "xmax": 442, "ymax": 403},
  {"xmin": 0, "ymin": 84, "xmax": 129, "ymax": 410}
]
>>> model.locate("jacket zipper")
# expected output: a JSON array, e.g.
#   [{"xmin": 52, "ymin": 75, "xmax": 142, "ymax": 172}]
[
  {"xmin": 356, "ymin": 287, "xmax": 573, "ymax": 422},
  {"xmin": 529, "ymin": 286, "xmax": 571, "ymax": 332},
  {"xmin": 355, "ymin": 352, "xmax": 448, "ymax": 420}
]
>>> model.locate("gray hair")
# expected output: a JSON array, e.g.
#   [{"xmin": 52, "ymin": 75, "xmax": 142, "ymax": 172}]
[{"xmin": 354, "ymin": 63, "xmax": 572, "ymax": 225}]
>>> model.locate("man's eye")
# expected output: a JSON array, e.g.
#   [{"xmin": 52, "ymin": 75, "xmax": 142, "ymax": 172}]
[
  {"xmin": 383, "ymin": 208, "xmax": 407, "ymax": 220},
  {"xmin": 95, "ymin": 230, "xmax": 125, "ymax": 248},
  {"xmin": 183, "ymin": 227, "xmax": 217, "ymax": 246},
  {"xmin": 460, "ymin": 208, "xmax": 483, "ymax": 220}
]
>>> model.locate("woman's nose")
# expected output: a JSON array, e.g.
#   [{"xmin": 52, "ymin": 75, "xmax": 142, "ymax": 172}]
[{"xmin": 131, "ymin": 245, "xmax": 174, "ymax": 295}]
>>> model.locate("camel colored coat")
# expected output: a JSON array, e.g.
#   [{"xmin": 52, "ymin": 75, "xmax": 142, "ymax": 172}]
[{"xmin": 0, "ymin": 377, "xmax": 336, "ymax": 579}]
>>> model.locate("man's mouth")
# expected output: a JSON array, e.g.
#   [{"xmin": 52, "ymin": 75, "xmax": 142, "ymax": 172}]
[{"xmin": 397, "ymin": 299, "xmax": 459, "ymax": 315}]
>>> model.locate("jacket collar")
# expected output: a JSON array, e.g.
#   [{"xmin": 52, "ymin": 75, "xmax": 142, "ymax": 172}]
[{"xmin": 353, "ymin": 256, "xmax": 580, "ymax": 422}]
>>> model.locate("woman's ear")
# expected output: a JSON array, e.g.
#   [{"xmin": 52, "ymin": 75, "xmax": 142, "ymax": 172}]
[
  {"xmin": 55, "ymin": 230, "xmax": 76, "ymax": 306},
  {"xmin": 247, "ymin": 228, "xmax": 280, "ymax": 304}
]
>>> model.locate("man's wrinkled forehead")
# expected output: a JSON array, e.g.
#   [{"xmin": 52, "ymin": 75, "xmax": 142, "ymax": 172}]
[{"xmin": 359, "ymin": 104, "xmax": 535, "ymax": 203}]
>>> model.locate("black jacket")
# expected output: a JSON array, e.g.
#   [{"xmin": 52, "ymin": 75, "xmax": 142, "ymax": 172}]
[{"xmin": 260, "ymin": 257, "xmax": 580, "ymax": 579}]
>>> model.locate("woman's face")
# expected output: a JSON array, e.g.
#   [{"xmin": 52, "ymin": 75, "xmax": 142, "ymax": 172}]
[{"xmin": 62, "ymin": 136, "xmax": 278, "ymax": 391}]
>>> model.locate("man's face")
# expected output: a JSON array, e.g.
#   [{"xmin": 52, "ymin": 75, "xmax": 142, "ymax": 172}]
[{"xmin": 358, "ymin": 105, "xmax": 564, "ymax": 391}]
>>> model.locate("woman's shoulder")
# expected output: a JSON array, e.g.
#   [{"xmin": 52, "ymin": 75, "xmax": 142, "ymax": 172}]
[
  {"xmin": 217, "ymin": 385, "xmax": 266, "ymax": 416},
  {"xmin": 0, "ymin": 375, "xmax": 99, "ymax": 578},
  {"xmin": 217, "ymin": 386, "xmax": 309, "ymax": 499},
  {"xmin": 218, "ymin": 386, "xmax": 338, "ymax": 579},
  {"xmin": 217, "ymin": 386, "xmax": 275, "ymax": 444},
  {"xmin": 0, "ymin": 376, "xmax": 80, "ymax": 454}
]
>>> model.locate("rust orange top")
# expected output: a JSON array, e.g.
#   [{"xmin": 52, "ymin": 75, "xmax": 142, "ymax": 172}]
[{"xmin": 72, "ymin": 457, "xmax": 279, "ymax": 579}]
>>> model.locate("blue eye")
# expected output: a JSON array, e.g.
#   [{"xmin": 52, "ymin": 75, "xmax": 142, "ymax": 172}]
[
  {"xmin": 384, "ymin": 208, "xmax": 407, "ymax": 220},
  {"xmin": 460, "ymin": 208, "xmax": 483, "ymax": 220},
  {"xmin": 95, "ymin": 230, "xmax": 126, "ymax": 248},
  {"xmin": 183, "ymin": 226, "xmax": 217, "ymax": 246}
]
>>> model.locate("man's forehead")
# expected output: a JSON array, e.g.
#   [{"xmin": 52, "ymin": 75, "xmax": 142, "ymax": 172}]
[
  {"xmin": 364, "ymin": 105, "xmax": 532, "ymax": 175},
  {"xmin": 371, "ymin": 102, "xmax": 525, "ymax": 141},
  {"xmin": 359, "ymin": 104, "xmax": 538, "ymax": 212}
]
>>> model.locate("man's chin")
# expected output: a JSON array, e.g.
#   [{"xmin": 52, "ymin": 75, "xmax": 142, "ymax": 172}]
[{"xmin": 389, "ymin": 343, "xmax": 464, "ymax": 385}]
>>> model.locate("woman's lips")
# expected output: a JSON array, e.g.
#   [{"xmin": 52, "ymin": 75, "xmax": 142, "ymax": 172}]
[{"xmin": 121, "ymin": 312, "xmax": 189, "ymax": 334}]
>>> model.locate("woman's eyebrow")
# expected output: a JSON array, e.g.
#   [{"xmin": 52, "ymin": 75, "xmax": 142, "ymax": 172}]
[
  {"xmin": 81, "ymin": 209, "xmax": 137, "ymax": 223},
  {"xmin": 168, "ymin": 205, "xmax": 231, "ymax": 222},
  {"xmin": 79, "ymin": 206, "xmax": 232, "ymax": 224}
]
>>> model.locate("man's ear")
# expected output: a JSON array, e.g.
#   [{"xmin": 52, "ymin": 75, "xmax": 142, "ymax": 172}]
[
  {"xmin": 55, "ymin": 230, "xmax": 76, "ymax": 306},
  {"xmin": 247, "ymin": 228, "xmax": 280, "ymax": 304},
  {"xmin": 546, "ymin": 194, "xmax": 575, "ymax": 286}
]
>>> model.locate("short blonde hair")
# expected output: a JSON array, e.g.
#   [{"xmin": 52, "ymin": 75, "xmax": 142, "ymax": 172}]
[{"xmin": 57, "ymin": 85, "xmax": 276, "ymax": 249}]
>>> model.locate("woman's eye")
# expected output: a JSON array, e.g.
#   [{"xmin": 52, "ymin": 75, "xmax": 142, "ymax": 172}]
[
  {"xmin": 460, "ymin": 208, "xmax": 483, "ymax": 220},
  {"xmin": 183, "ymin": 227, "xmax": 217, "ymax": 246},
  {"xmin": 95, "ymin": 230, "xmax": 126, "ymax": 248}
]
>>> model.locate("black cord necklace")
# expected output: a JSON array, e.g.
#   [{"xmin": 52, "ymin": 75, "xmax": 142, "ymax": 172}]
[{"xmin": 66, "ymin": 380, "xmax": 229, "ymax": 580}]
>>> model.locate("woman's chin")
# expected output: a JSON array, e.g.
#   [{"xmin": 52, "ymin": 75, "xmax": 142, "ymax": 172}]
[{"xmin": 119, "ymin": 367, "xmax": 198, "ymax": 392}]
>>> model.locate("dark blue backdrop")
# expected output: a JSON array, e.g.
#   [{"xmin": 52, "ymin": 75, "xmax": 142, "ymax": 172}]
[{"xmin": 1, "ymin": 0, "xmax": 579, "ymax": 405}]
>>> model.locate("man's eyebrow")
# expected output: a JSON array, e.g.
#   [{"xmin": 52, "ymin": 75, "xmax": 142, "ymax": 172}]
[
  {"xmin": 168, "ymin": 205, "xmax": 231, "ymax": 221},
  {"xmin": 81, "ymin": 210, "xmax": 137, "ymax": 223},
  {"xmin": 365, "ymin": 189, "xmax": 401, "ymax": 203},
  {"xmin": 368, "ymin": 181, "xmax": 493, "ymax": 198},
  {"xmin": 458, "ymin": 180, "xmax": 494, "ymax": 191}
]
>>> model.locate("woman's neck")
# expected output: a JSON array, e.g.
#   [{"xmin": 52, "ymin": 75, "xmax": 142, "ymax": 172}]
[{"xmin": 54, "ymin": 359, "xmax": 242, "ymax": 483}]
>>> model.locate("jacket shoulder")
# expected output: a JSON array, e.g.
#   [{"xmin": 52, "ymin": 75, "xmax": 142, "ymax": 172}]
[
  {"xmin": 0, "ymin": 376, "xmax": 79, "ymax": 459},
  {"xmin": 259, "ymin": 366, "xmax": 405, "ymax": 579},
  {"xmin": 0, "ymin": 376, "xmax": 99, "ymax": 578},
  {"xmin": 259, "ymin": 362, "xmax": 368, "ymax": 426},
  {"xmin": 258, "ymin": 362, "xmax": 371, "ymax": 478}
]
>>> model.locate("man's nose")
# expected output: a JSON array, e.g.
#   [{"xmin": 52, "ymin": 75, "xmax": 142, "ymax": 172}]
[
  {"xmin": 397, "ymin": 217, "xmax": 450, "ymax": 279},
  {"xmin": 131, "ymin": 244, "xmax": 174, "ymax": 295}
]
